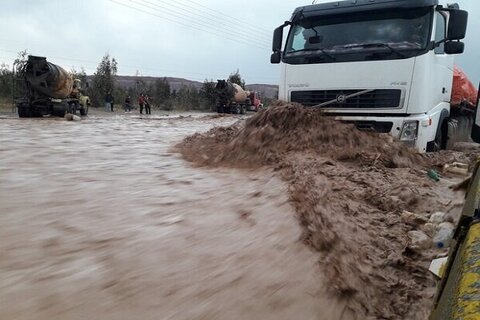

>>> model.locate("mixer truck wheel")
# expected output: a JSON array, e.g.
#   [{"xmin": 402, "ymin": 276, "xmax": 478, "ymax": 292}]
[
  {"xmin": 53, "ymin": 109, "xmax": 66, "ymax": 117},
  {"xmin": 232, "ymin": 105, "xmax": 241, "ymax": 115},
  {"xmin": 240, "ymin": 105, "xmax": 247, "ymax": 115},
  {"xmin": 80, "ymin": 105, "xmax": 88, "ymax": 116},
  {"xmin": 66, "ymin": 102, "xmax": 76, "ymax": 115},
  {"xmin": 18, "ymin": 106, "xmax": 30, "ymax": 118}
]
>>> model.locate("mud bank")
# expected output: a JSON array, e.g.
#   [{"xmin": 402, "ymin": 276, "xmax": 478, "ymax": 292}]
[{"xmin": 176, "ymin": 104, "xmax": 470, "ymax": 319}]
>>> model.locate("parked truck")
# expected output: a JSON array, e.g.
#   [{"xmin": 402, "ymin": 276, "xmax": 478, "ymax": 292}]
[
  {"xmin": 271, "ymin": 0, "xmax": 476, "ymax": 153},
  {"xmin": 215, "ymin": 80, "xmax": 262, "ymax": 114},
  {"xmin": 15, "ymin": 55, "xmax": 90, "ymax": 118}
]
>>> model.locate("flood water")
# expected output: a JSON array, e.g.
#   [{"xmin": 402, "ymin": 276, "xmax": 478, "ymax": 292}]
[{"xmin": 0, "ymin": 114, "xmax": 349, "ymax": 320}]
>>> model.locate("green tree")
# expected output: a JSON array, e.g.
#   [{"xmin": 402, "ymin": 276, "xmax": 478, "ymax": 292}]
[
  {"xmin": 173, "ymin": 85, "xmax": 201, "ymax": 110},
  {"xmin": 0, "ymin": 63, "xmax": 12, "ymax": 98},
  {"xmin": 228, "ymin": 69, "xmax": 245, "ymax": 89},
  {"xmin": 13, "ymin": 50, "xmax": 28, "ymax": 68},
  {"xmin": 200, "ymin": 79, "xmax": 217, "ymax": 110},
  {"xmin": 91, "ymin": 54, "xmax": 117, "ymax": 107},
  {"xmin": 154, "ymin": 78, "xmax": 170, "ymax": 103},
  {"xmin": 71, "ymin": 67, "xmax": 87, "ymax": 85}
]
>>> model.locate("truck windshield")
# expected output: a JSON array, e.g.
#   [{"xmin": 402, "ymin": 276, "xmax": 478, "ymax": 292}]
[{"xmin": 284, "ymin": 7, "xmax": 432, "ymax": 63}]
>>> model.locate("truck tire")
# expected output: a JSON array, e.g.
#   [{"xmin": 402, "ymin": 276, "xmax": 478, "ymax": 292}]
[
  {"xmin": 53, "ymin": 109, "xmax": 66, "ymax": 117},
  {"xmin": 232, "ymin": 105, "xmax": 241, "ymax": 115},
  {"xmin": 240, "ymin": 105, "xmax": 247, "ymax": 114},
  {"xmin": 80, "ymin": 105, "xmax": 88, "ymax": 116},
  {"xmin": 18, "ymin": 106, "xmax": 30, "ymax": 118},
  {"xmin": 427, "ymin": 120, "xmax": 448, "ymax": 152}
]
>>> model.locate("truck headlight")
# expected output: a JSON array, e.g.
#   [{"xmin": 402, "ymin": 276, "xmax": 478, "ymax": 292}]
[{"xmin": 400, "ymin": 121, "xmax": 418, "ymax": 142}]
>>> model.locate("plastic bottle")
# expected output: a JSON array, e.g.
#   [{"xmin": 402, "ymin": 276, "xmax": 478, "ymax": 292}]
[
  {"xmin": 433, "ymin": 222, "xmax": 455, "ymax": 248},
  {"xmin": 427, "ymin": 169, "xmax": 440, "ymax": 182}
]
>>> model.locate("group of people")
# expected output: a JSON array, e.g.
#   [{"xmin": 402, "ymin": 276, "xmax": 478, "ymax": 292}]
[{"xmin": 104, "ymin": 92, "xmax": 152, "ymax": 115}]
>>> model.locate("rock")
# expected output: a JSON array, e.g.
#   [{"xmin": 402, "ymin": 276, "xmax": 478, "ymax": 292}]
[
  {"xmin": 421, "ymin": 223, "xmax": 436, "ymax": 238},
  {"xmin": 407, "ymin": 230, "xmax": 432, "ymax": 251},
  {"xmin": 429, "ymin": 212, "xmax": 446, "ymax": 224},
  {"xmin": 65, "ymin": 113, "xmax": 81, "ymax": 121}
]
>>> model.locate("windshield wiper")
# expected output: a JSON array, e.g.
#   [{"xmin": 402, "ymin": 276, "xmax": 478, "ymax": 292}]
[
  {"xmin": 288, "ymin": 48, "xmax": 336, "ymax": 61},
  {"xmin": 343, "ymin": 43, "xmax": 406, "ymax": 58},
  {"xmin": 317, "ymin": 48, "xmax": 336, "ymax": 61}
]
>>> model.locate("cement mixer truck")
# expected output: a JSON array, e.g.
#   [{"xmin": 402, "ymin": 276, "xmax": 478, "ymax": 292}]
[
  {"xmin": 271, "ymin": 0, "xmax": 477, "ymax": 153},
  {"xmin": 215, "ymin": 80, "xmax": 262, "ymax": 114},
  {"xmin": 15, "ymin": 55, "xmax": 90, "ymax": 118}
]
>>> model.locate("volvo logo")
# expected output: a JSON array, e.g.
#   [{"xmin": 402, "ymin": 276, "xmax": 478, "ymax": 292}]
[{"xmin": 336, "ymin": 94, "xmax": 347, "ymax": 103}]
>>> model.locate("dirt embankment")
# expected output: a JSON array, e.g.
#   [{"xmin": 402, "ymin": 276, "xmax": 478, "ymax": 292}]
[{"xmin": 176, "ymin": 103, "xmax": 467, "ymax": 319}]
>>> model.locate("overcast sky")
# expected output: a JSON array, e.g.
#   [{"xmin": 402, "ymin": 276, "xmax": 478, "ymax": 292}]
[{"xmin": 0, "ymin": 0, "xmax": 478, "ymax": 84}]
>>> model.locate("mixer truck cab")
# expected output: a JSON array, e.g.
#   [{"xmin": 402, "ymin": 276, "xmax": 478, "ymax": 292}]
[{"xmin": 271, "ymin": 0, "xmax": 471, "ymax": 153}]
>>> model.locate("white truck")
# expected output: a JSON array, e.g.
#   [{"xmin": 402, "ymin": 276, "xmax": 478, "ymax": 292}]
[{"xmin": 271, "ymin": 0, "xmax": 474, "ymax": 152}]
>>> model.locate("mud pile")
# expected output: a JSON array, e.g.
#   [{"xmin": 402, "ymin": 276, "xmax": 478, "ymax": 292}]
[
  {"xmin": 176, "ymin": 104, "xmax": 447, "ymax": 319},
  {"xmin": 181, "ymin": 103, "xmax": 423, "ymax": 169}
]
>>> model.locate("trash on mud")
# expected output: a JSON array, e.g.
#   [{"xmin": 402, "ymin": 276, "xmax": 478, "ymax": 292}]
[
  {"xmin": 429, "ymin": 257, "xmax": 449, "ymax": 278},
  {"xmin": 427, "ymin": 169, "xmax": 440, "ymax": 182},
  {"xmin": 408, "ymin": 230, "xmax": 432, "ymax": 251},
  {"xmin": 443, "ymin": 162, "xmax": 469, "ymax": 176}
]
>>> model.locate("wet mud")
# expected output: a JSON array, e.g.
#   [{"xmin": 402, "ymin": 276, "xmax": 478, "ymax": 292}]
[{"xmin": 176, "ymin": 104, "xmax": 477, "ymax": 319}]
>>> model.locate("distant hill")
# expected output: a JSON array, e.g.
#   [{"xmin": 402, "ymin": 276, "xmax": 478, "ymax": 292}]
[{"xmin": 91, "ymin": 75, "xmax": 279, "ymax": 99}]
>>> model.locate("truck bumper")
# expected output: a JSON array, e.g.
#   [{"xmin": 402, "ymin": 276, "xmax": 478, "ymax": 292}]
[{"xmin": 333, "ymin": 114, "xmax": 438, "ymax": 153}]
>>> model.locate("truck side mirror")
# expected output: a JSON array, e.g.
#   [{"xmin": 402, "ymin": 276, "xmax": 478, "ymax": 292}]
[
  {"xmin": 444, "ymin": 41, "xmax": 465, "ymax": 54},
  {"xmin": 471, "ymin": 83, "xmax": 480, "ymax": 143},
  {"xmin": 270, "ymin": 51, "xmax": 282, "ymax": 64},
  {"xmin": 272, "ymin": 26, "xmax": 284, "ymax": 52},
  {"xmin": 447, "ymin": 9, "xmax": 468, "ymax": 40}
]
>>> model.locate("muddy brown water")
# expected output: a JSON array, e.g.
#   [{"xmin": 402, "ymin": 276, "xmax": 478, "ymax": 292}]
[{"xmin": 0, "ymin": 114, "xmax": 352, "ymax": 320}]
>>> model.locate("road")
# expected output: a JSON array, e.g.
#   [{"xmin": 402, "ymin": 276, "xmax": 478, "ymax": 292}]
[{"xmin": 0, "ymin": 113, "xmax": 351, "ymax": 320}]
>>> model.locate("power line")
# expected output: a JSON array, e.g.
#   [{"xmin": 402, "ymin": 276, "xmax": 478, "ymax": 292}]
[
  {"xmin": 183, "ymin": 0, "xmax": 273, "ymax": 35},
  {"xmin": 131, "ymin": 0, "xmax": 270, "ymax": 49},
  {"xmin": 152, "ymin": 0, "xmax": 272, "ymax": 40},
  {"xmin": 109, "ymin": 0, "xmax": 269, "ymax": 51}
]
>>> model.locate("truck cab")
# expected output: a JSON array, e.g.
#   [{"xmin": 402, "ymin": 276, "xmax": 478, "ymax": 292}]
[{"xmin": 271, "ymin": 0, "xmax": 469, "ymax": 152}]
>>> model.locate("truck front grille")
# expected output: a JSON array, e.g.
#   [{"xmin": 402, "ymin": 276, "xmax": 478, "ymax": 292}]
[{"xmin": 290, "ymin": 89, "xmax": 402, "ymax": 109}]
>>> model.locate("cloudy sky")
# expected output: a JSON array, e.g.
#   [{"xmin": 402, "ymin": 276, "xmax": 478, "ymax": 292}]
[{"xmin": 0, "ymin": 0, "xmax": 478, "ymax": 84}]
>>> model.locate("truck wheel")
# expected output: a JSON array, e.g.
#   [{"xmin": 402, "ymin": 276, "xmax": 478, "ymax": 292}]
[
  {"xmin": 240, "ymin": 105, "xmax": 247, "ymax": 114},
  {"xmin": 66, "ymin": 103, "xmax": 76, "ymax": 115},
  {"xmin": 53, "ymin": 109, "xmax": 66, "ymax": 117},
  {"xmin": 427, "ymin": 120, "xmax": 447, "ymax": 152},
  {"xmin": 18, "ymin": 106, "xmax": 30, "ymax": 118},
  {"xmin": 233, "ymin": 105, "xmax": 241, "ymax": 115},
  {"xmin": 80, "ymin": 105, "xmax": 88, "ymax": 116}
]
